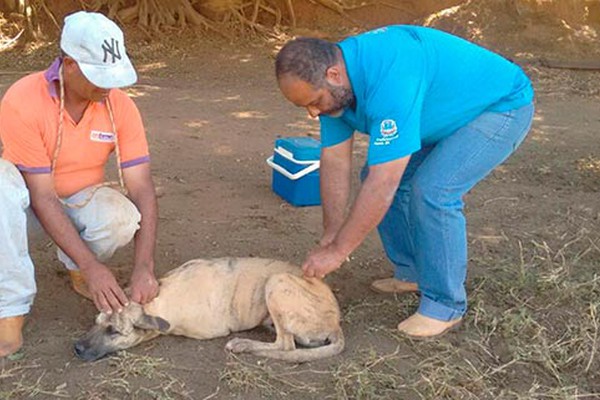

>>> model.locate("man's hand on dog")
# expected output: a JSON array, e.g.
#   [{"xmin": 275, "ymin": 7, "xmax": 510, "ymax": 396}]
[
  {"xmin": 302, "ymin": 243, "xmax": 347, "ymax": 279},
  {"xmin": 129, "ymin": 268, "xmax": 159, "ymax": 305},
  {"xmin": 82, "ymin": 262, "xmax": 129, "ymax": 314}
]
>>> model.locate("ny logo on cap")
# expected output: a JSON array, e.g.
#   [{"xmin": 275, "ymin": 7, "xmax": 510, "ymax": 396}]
[{"xmin": 102, "ymin": 38, "xmax": 122, "ymax": 64}]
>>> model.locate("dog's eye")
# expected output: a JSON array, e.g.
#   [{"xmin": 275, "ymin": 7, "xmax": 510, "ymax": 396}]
[{"xmin": 106, "ymin": 326, "xmax": 120, "ymax": 336}]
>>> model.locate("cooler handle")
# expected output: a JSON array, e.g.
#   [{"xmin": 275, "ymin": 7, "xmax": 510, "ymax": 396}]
[
  {"xmin": 274, "ymin": 146, "xmax": 319, "ymax": 165},
  {"xmin": 266, "ymin": 156, "xmax": 320, "ymax": 180}
]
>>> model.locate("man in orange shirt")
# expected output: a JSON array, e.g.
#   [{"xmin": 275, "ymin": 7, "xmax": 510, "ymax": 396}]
[{"xmin": 0, "ymin": 11, "xmax": 159, "ymax": 357}]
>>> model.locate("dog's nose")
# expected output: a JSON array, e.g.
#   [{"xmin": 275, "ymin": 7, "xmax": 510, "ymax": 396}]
[{"xmin": 74, "ymin": 342, "xmax": 85, "ymax": 358}]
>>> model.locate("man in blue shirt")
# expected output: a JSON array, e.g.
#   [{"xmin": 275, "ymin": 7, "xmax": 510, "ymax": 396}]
[{"xmin": 275, "ymin": 26, "xmax": 534, "ymax": 338}]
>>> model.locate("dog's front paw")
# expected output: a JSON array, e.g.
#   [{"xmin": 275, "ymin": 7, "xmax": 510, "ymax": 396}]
[{"xmin": 225, "ymin": 337, "xmax": 252, "ymax": 353}]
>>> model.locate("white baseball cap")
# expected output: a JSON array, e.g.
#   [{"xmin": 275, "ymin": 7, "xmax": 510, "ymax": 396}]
[{"xmin": 60, "ymin": 11, "xmax": 137, "ymax": 89}]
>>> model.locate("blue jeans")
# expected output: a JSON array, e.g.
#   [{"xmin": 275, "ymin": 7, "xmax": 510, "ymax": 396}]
[{"xmin": 362, "ymin": 103, "xmax": 534, "ymax": 321}]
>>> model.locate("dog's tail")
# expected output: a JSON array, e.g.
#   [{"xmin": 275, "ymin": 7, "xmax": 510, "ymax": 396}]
[{"xmin": 251, "ymin": 330, "xmax": 345, "ymax": 363}]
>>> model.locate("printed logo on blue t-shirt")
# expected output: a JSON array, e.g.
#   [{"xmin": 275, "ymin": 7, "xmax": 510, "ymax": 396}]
[
  {"xmin": 380, "ymin": 119, "xmax": 398, "ymax": 136},
  {"xmin": 374, "ymin": 119, "xmax": 399, "ymax": 146}
]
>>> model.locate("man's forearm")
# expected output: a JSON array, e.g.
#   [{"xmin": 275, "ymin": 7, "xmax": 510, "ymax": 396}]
[
  {"xmin": 320, "ymin": 140, "xmax": 353, "ymax": 239},
  {"xmin": 129, "ymin": 186, "xmax": 158, "ymax": 273},
  {"xmin": 332, "ymin": 156, "xmax": 410, "ymax": 257},
  {"xmin": 321, "ymin": 166, "xmax": 350, "ymax": 236},
  {"xmin": 30, "ymin": 193, "xmax": 99, "ymax": 270},
  {"xmin": 332, "ymin": 177, "xmax": 396, "ymax": 257}
]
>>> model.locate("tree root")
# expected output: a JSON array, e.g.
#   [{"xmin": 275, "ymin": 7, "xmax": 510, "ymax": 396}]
[
  {"xmin": 284, "ymin": 0, "xmax": 295, "ymax": 27},
  {"xmin": 0, "ymin": 28, "xmax": 24, "ymax": 51},
  {"xmin": 310, "ymin": 0, "xmax": 364, "ymax": 27},
  {"xmin": 87, "ymin": 0, "xmax": 294, "ymax": 34},
  {"xmin": 24, "ymin": 0, "xmax": 368, "ymax": 37},
  {"xmin": 39, "ymin": 0, "xmax": 59, "ymax": 31},
  {"xmin": 86, "ymin": 0, "xmax": 231, "ymax": 38}
]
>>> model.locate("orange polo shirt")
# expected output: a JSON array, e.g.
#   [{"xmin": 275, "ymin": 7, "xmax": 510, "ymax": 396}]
[{"xmin": 0, "ymin": 58, "xmax": 150, "ymax": 198}]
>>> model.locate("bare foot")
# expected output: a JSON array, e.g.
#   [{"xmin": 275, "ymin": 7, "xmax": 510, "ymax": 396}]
[{"xmin": 0, "ymin": 316, "xmax": 25, "ymax": 358}]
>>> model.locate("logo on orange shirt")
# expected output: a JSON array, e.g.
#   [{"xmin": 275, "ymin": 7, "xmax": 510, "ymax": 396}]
[{"xmin": 90, "ymin": 130, "xmax": 115, "ymax": 143}]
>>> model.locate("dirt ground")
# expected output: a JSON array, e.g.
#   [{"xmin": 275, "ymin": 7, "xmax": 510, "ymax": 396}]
[{"xmin": 1, "ymin": 2, "xmax": 600, "ymax": 399}]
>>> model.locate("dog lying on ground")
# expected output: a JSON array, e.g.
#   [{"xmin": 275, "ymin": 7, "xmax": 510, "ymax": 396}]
[{"xmin": 74, "ymin": 257, "xmax": 344, "ymax": 362}]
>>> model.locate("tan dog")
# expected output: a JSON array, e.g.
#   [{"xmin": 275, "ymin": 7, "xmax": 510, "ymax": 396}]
[{"xmin": 74, "ymin": 258, "xmax": 344, "ymax": 362}]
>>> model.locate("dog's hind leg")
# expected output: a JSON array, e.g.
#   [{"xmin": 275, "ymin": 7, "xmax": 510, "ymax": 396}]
[
  {"xmin": 226, "ymin": 312, "xmax": 295, "ymax": 354},
  {"xmin": 226, "ymin": 273, "xmax": 344, "ymax": 362},
  {"xmin": 225, "ymin": 336, "xmax": 291, "ymax": 353}
]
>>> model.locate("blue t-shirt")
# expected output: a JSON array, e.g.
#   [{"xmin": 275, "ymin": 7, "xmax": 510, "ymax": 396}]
[{"xmin": 320, "ymin": 25, "xmax": 534, "ymax": 165}]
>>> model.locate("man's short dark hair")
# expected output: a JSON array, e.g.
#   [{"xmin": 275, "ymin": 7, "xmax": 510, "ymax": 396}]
[{"xmin": 275, "ymin": 37, "xmax": 340, "ymax": 87}]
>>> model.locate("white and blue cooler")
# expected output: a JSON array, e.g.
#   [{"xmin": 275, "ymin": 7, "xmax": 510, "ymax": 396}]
[{"xmin": 266, "ymin": 137, "xmax": 321, "ymax": 206}]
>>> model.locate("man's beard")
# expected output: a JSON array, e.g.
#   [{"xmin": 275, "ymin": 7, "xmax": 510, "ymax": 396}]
[{"xmin": 322, "ymin": 83, "xmax": 355, "ymax": 117}]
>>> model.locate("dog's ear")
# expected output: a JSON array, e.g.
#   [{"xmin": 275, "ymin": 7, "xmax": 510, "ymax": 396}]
[{"xmin": 134, "ymin": 313, "xmax": 170, "ymax": 333}]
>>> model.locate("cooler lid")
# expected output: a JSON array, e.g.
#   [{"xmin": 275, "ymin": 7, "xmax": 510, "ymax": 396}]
[{"xmin": 275, "ymin": 137, "xmax": 321, "ymax": 161}]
